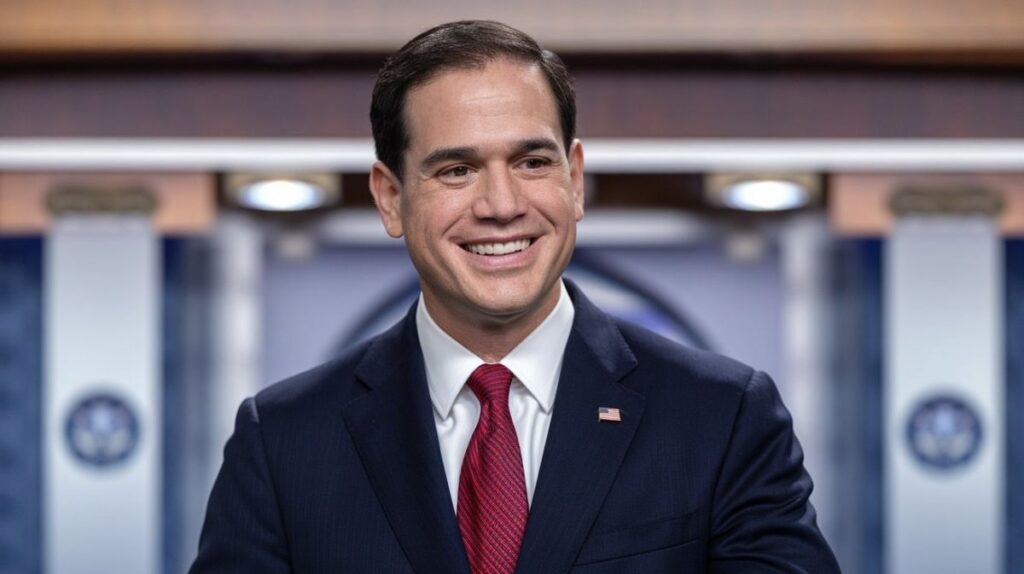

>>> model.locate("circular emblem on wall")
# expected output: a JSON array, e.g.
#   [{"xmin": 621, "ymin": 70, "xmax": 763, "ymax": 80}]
[
  {"xmin": 65, "ymin": 392, "xmax": 140, "ymax": 468},
  {"xmin": 905, "ymin": 394, "xmax": 982, "ymax": 471}
]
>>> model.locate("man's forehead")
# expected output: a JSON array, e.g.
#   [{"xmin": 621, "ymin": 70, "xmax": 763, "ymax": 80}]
[
  {"xmin": 406, "ymin": 58, "xmax": 548, "ymax": 109},
  {"xmin": 402, "ymin": 58, "xmax": 562, "ymax": 154}
]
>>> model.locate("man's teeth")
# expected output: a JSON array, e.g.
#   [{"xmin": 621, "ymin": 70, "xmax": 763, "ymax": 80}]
[{"xmin": 466, "ymin": 239, "xmax": 531, "ymax": 256}]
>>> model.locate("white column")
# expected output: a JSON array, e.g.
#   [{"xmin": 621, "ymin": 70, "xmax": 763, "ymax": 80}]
[
  {"xmin": 205, "ymin": 214, "xmax": 264, "ymax": 491},
  {"xmin": 779, "ymin": 214, "xmax": 839, "ymax": 554},
  {"xmin": 45, "ymin": 215, "xmax": 161, "ymax": 574},
  {"xmin": 886, "ymin": 217, "xmax": 1003, "ymax": 574}
]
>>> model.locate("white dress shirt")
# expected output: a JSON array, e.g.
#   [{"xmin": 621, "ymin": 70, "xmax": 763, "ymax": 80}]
[{"xmin": 416, "ymin": 281, "xmax": 575, "ymax": 510}]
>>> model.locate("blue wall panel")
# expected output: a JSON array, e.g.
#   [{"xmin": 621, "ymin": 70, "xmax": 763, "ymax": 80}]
[
  {"xmin": 162, "ymin": 239, "xmax": 184, "ymax": 574},
  {"xmin": 1005, "ymin": 240, "xmax": 1024, "ymax": 574},
  {"xmin": 832, "ymin": 239, "xmax": 883, "ymax": 574},
  {"xmin": 0, "ymin": 238, "xmax": 43, "ymax": 574}
]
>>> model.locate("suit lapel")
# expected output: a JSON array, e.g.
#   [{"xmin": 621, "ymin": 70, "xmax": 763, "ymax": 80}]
[
  {"xmin": 514, "ymin": 284, "xmax": 645, "ymax": 574},
  {"xmin": 342, "ymin": 308, "xmax": 470, "ymax": 574}
]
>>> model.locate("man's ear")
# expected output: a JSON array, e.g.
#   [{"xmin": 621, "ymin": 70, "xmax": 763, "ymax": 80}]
[
  {"xmin": 568, "ymin": 139, "xmax": 585, "ymax": 222},
  {"xmin": 369, "ymin": 161, "xmax": 405, "ymax": 238}
]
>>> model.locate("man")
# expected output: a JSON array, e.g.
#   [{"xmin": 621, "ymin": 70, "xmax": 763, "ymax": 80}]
[{"xmin": 192, "ymin": 20, "xmax": 840, "ymax": 573}]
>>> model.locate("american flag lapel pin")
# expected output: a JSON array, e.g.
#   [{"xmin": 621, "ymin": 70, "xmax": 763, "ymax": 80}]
[{"xmin": 597, "ymin": 407, "xmax": 622, "ymax": 423}]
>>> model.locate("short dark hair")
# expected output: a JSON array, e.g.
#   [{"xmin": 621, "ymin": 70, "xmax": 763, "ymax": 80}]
[{"xmin": 370, "ymin": 20, "xmax": 576, "ymax": 181}]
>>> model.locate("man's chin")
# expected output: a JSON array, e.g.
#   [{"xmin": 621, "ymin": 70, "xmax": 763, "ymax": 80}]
[
  {"xmin": 466, "ymin": 287, "xmax": 560, "ymax": 324},
  {"xmin": 469, "ymin": 299, "xmax": 538, "ymax": 323}
]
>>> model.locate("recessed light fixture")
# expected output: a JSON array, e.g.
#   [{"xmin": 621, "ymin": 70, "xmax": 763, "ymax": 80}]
[
  {"xmin": 226, "ymin": 173, "xmax": 339, "ymax": 212},
  {"xmin": 706, "ymin": 173, "xmax": 820, "ymax": 212}
]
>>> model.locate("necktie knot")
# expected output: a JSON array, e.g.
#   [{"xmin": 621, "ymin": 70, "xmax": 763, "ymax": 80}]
[{"xmin": 466, "ymin": 363, "xmax": 514, "ymax": 404}]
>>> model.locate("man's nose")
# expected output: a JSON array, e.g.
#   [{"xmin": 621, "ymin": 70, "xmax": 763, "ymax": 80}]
[{"xmin": 473, "ymin": 166, "xmax": 525, "ymax": 222}]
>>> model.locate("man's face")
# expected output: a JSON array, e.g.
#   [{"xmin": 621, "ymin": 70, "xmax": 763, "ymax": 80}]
[{"xmin": 370, "ymin": 58, "xmax": 584, "ymax": 333}]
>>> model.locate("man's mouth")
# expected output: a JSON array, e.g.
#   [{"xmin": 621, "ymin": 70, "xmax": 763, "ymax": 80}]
[{"xmin": 462, "ymin": 238, "xmax": 533, "ymax": 256}]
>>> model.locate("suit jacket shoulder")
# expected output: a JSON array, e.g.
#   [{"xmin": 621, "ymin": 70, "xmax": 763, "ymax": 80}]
[
  {"xmin": 251, "ymin": 306, "xmax": 413, "ymax": 436},
  {"xmin": 614, "ymin": 317, "xmax": 754, "ymax": 393},
  {"xmin": 253, "ymin": 336, "xmax": 372, "ymax": 423}
]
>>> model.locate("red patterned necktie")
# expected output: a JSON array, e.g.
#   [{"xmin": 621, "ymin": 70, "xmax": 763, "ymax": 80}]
[{"xmin": 458, "ymin": 363, "xmax": 528, "ymax": 574}]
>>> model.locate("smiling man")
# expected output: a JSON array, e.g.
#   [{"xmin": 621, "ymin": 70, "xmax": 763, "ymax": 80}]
[
  {"xmin": 370, "ymin": 55, "xmax": 583, "ymax": 364},
  {"xmin": 191, "ymin": 20, "xmax": 840, "ymax": 574}
]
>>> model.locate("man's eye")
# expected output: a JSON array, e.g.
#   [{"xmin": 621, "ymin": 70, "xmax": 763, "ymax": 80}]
[
  {"xmin": 440, "ymin": 165, "xmax": 471, "ymax": 178},
  {"xmin": 522, "ymin": 157, "xmax": 550, "ymax": 169}
]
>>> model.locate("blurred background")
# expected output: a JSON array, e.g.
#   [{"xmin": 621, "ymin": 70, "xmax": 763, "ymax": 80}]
[{"xmin": 1, "ymin": 1, "xmax": 1023, "ymax": 572}]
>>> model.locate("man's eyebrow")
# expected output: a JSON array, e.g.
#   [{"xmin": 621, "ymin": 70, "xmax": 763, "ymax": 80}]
[
  {"xmin": 420, "ymin": 146, "xmax": 479, "ymax": 171},
  {"xmin": 512, "ymin": 138, "xmax": 561, "ymax": 156}
]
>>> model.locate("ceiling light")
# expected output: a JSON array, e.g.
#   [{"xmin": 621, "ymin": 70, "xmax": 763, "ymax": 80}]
[
  {"xmin": 226, "ymin": 173, "xmax": 339, "ymax": 212},
  {"xmin": 723, "ymin": 180, "xmax": 808, "ymax": 211},
  {"xmin": 707, "ymin": 173, "xmax": 820, "ymax": 212}
]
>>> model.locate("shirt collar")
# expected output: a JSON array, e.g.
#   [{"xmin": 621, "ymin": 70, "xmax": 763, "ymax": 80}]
[{"xmin": 416, "ymin": 281, "xmax": 575, "ymax": 419}]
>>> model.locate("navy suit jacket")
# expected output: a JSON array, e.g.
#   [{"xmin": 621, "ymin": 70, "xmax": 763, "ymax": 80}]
[{"xmin": 191, "ymin": 282, "xmax": 839, "ymax": 573}]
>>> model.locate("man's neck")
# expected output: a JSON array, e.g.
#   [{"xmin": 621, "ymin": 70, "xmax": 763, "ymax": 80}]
[{"xmin": 421, "ymin": 285, "xmax": 562, "ymax": 363}]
